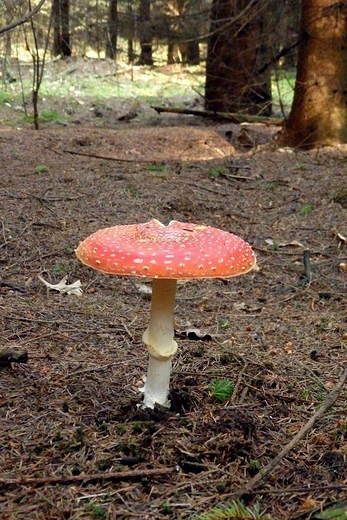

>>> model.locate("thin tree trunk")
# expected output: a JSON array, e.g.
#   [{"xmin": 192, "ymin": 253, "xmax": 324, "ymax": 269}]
[
  {"xmin": 280, "ymin": 0, "xmax": 347, "ymax": 148},
  {"xmin": 138, "ymin": 0, "xmax": 153, "ymax": 65},
  {"xmin": 51, "ymin": 0, "xmax": 71, "ymax": 57},
  {"xmin": 106, "ymin": 0, "xmax": 118, "ymax": 59},
  {"xmin": 60, "ymin": 0, "xmax": 70, "ymax": 56}
]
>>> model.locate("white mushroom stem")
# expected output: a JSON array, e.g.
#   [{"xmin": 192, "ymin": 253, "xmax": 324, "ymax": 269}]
[{"xmin": 142, "ymin": 278, "xmax": 178, "ymax": 408}]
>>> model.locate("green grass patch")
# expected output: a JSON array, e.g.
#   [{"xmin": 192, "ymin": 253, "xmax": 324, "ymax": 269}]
[
  {"xmin": 194, "ymin": 499, "xmax": 269, "ymax": 520},
  {"xmin": 146, "ymin": 163, "xmax": 167, "ymax": 172},
  {"xmin": 207, "ymin": 167, "xmax": 226, "ymax": 178},
  {"xmin": 0, "ymin": 91, "xmax": 12, "ymax": 106},
  {"xmin": 34, "ymin": 164, "xmax": 50, "ymax": 174},
  {"xmin": 300, "ymin": 203, "xmax": 314, "ymax": 216},
  {"xmin": 0, "ymin": 59, "xmax": 296, "ymax": 118},
  {"xmin": 23, "ymin": 110, "xmax": 62, "ymax": 124}
]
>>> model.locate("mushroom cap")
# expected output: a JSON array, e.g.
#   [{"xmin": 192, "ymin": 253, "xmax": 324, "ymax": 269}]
[{"xmin": 76, "ymin": 219, "xmax": 256, "ymax": 279}]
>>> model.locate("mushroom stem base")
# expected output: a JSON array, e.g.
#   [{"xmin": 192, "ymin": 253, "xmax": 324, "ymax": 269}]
[{"xmin": 142, "ymin": 355, "xmax": 172, "ymax": 409}]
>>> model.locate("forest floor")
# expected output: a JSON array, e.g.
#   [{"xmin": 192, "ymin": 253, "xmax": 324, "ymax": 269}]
[{"xmin": 0, "ymin": 59, "xmax": 347, "ymax": 520}]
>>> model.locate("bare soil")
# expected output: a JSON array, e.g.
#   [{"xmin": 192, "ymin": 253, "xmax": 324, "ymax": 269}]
[{"xmin": 1, "ymin": 92, "xmax": 347, "ymax": 519}]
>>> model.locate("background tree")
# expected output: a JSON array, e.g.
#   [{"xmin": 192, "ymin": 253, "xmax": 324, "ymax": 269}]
[
  {"xmin": 205, "ymin": 0, "xmax": 273, "ymax": 115},
  {"xmin": 137, "ymin": 0, "xmax": 153, "ymax": 65},
  {"xmin": 106, "ymin": 0, "xmax": 118, "ymax": 59},
  {"xmin": 280, "ymin": 0, "xmax": 347, "ymax": 148},
  {"xmin": 51, "ymin": 0, "xmax": 71, "ymax": 57},
  {"xmin": 166, "ymin": 0, "xmax": 202, "ymax": 65}
]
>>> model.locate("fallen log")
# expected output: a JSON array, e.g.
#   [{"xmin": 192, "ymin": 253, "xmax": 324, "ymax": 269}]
[{"xmin": 150, "ymin": 105, "xmax": 283, "ymax": 126}]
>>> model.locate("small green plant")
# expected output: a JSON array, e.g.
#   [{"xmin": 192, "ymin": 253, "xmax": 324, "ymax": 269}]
[
  {"xmin": 210, "ymin": 379, "xmax": 235, "ymax": 403},
  {"xmin": 34, "ymin": 164, "xmax": 49, "ymax": 174},
  {"xmin": 194, "ymin": 499, "xmax": 269, "ymax": 519},
  {"xmin": 11, "ymin": 150, "xmax": 19, "ymax": 159},
  {"xmin": 264, "ymin": 181, "xmax": 276, "ymax": 190},
  {"xmin": 97, "ymin": 422, "xmax": 109, "ymax": 433},
  {"xmin": 317, "ymin": 391, "xmax": 326, "ymax": 401},
  {"xmin": 300, "ymin": 388, "xmax": 309, "ymax": 400},
  {"xmin": 316, "ymin": 318, "xmax": 329, "ymax": 332},
  {"xmin": 74, "ymin": 426, "xmax": 84, "ymax": 444},
  {"xmin": 218, "ymin": 318, "xmax": 230, "ymax": 329},
  {"xmin": 89, "ymin": 505, "xmax": 106, "ymax": 518},
  {"xmin": 333, "ymin": 189, "xmax": 347, "ymax": 208},
  {"xmin": 249, "ymin": 459, "xmax": 261, "ymax": 470},
  {"xmin": 162, "ymin": 502, "xmax": 173, "ymax": 515},
  {"xmin": 300, "ymin": 203, "xmax": 314, "ymax": 216},
  {"xmin": 133, "ymin": 421, "xmax": 143, "ymax": 433},
  {"xmin": 331, "ymin": 418, "xmax": 347, "ymax": 437},
  {"xmin": 216, "ymin": 481, "xmax": 227, "ymax": 493},
  {"xmin": 207, "ymin": 167, "xmax": 226, "ymax": 178},
  {"xmin": 125, "ymin": 184, "xmax": 138, "ymax": 196},
  {"xmin": 52, "ymin": 264, "xmax": 66, "ymax": 274},
  {"xmin": 146, "ymin": 163, "xmax": 166, "ymax": 172}
]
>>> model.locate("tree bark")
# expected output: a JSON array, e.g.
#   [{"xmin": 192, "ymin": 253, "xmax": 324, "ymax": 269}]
[
  {"xmin": 205, "ymin": 0, "xmax": 272, "ymax": 116},
  {"xmin": 280, "ymin": 0, "xmax": 347, "ymax": 149},
  {"xmin": 106, "ymin": 0, "xmax": 118, "ymax": 59}
]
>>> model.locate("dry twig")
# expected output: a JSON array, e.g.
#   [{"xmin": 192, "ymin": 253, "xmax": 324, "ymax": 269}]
[
  {"xmin": 233, "ymin": 365, "xmax": 347, "ymax": 497},
  {"xmin": 0, "ymin": 466, "xmax": 177, "ymax": 489}
]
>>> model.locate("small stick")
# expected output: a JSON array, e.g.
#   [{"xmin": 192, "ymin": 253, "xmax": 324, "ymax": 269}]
[
  {"xmin": 64, "ymin": 149, "xmax": 150, "ymax": 163},
  {"xmin": 232, "ymin": 365, "xmax": 347, "ymax": 497},
  {"xmin": 302, "ymin": 249, "xmax": 312, "ymax": 284},
  {"xmin": 0, "ymin": 466, "xmax": 177, "ymax": 488},
  {"xmin": 277, "ymin": 249, "xmax": 313, "ymax": 296}
]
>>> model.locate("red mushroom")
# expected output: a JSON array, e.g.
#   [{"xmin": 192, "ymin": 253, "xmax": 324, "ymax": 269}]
[{"xmin": 76, "ymin": 219, "xmax": 256, "ymax": 408}]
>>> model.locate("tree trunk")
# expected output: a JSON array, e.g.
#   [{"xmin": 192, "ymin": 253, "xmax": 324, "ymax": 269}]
[
  {"xmin": 127, "ymin": 0, "xmax": 135, "ymax": 64},
  {"xmin": 279, "ymin": 0, "xmax": 347, "ymax": 149},
  {"xmin": 106, "ymin": 0, "xmax": 118, "ymax": 59},
  {"xmin": 184, "ymin": 40, "xmax": 200, "ymax": 65},
  {"xmin": 138, "ymin": 0, "xmax": 153, "ymax": 65},
  {"xmin": 166, "ymin": 0, "xmax": 201, "ymax": 65},
  {"xmin": 205, "ymin": 0, "xmax": 272, "ymax": 115},
  {"xmin": 51, "ymin": 0, "xmax": 71, "ymax": 57},
  {"xmin": 60, "ymin": 0, "xmax": 70, "ymax": 56}
]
